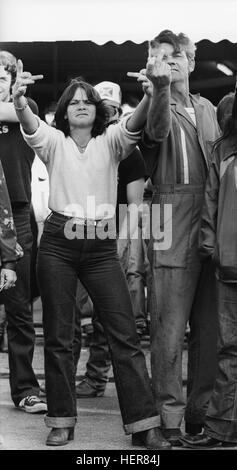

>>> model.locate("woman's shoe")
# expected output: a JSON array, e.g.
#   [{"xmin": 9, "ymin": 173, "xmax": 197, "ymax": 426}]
[{"xmin": 46, "ymin": 427, "xmax": 74, "ymax": 446}]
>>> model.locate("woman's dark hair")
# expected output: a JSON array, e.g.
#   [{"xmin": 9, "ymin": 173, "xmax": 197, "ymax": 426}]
[
  {"xmin": 54, "ymin": 79, "xmax": 109, "ymax": 137},
  {"xmin": 214, "ymin": 91, "xmax": 237, "ymax": 148}
]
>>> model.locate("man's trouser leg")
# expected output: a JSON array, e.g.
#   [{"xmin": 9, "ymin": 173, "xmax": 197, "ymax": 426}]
[
  {"xmin": 185, "ymin": 258, "xmax": 218, "ymax": 428},
  {"xmin": 126, "ymin": 225, "xmax": 147, "ymax": 329},
  {"xmin": 73, "ymin": 280, "xmax": 93, "ymax": 371},
  {"xmin": 4, "ymin": 207, "xmax": 39, "ymax": 405},
  {"xmin": 204, "ymin": 281, "xmax": 237, "ymax": 443},
  {"xmin": 150, "ymin": 264, "xmax": 200, "ymax": 429},
  {"xmin": 84, "ymin": 308, "xmax": 111, "ymax": 391}
]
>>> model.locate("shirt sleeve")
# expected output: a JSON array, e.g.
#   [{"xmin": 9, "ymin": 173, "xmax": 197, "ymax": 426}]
[
  {"xmin": 21, "ymin": 116, "xmax": 60, "ymax": 164},
  {"xmin": 106, "ymin": 116, "xmax": 142, "ymax": 161},
  {"xmin": 199, "ymin": 152, "xmax": 220, "ymax": 259}
]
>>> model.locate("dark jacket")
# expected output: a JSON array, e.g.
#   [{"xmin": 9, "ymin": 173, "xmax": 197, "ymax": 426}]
[
  {"xmin": 0, "ymin": 161, "xmax": 17, "ymax": 270},
  {"xmin": 200, "ymin": 133, "xmax": 237, "ymax": 282}
]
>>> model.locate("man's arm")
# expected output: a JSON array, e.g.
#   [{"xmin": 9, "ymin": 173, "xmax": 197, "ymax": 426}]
[
  {"xmin": 12, "ymin": 59, "xmax": 43, "ymax": 134},
  {"xmin": 126, "ymin": 52, "xmax": 172, "ymax": 140},
  {"xmin": 145, "ymin": 84, "xmax": 171, "ymax": 142},
  {"xmin": 0, "ymin": 97, "xmax": 38, "ymax": 123},
  {"xmin": 145, "ymin": 52, "xmax": 172, "ymax": 143}
]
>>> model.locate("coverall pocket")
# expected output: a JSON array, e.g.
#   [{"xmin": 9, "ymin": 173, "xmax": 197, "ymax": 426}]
[{"xmin": 151, "ymin": 193, "xmax": 195, "ymax": 268}]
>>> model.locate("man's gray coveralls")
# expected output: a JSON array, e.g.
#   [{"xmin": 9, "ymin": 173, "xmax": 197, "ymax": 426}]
[{"xmin": 140, "ymin": 93, "xmax": 220, "ymax": 429}]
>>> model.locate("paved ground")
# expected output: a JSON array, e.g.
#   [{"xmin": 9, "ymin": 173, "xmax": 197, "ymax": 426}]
[{"xmin": 0, "ymin": 299, "xmax": 188, "ymax": 452}]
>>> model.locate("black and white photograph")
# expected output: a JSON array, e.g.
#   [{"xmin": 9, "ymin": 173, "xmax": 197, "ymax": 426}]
[{"xmin": 0, "ymin": 0, "xmax": 237, "ymax": 463}]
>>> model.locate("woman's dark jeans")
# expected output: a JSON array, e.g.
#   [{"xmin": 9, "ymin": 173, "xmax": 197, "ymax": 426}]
[{"xmin": 37, "ymin": 212, "xmax": 159, "ymax": 432}]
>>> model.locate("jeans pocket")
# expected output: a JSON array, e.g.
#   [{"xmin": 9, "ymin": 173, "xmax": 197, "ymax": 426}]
[{"xmin": 43, "ymin": 214, "xmax": 66, "ymax": 235}]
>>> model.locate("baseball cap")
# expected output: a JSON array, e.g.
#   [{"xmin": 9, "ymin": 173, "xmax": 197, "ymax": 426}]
[{"xmin": 94, "ymin": 81, "xmax": 122, "ymax": 107}]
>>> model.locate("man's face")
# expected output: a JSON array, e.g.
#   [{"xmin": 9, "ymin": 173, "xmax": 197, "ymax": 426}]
[
  {"xmin": 0, "ymin": 66, "xmax": 11, "ymax": 102},
  {"xmin": 149, "ymin": 42, "xmax": 191, "ymax": 84}
]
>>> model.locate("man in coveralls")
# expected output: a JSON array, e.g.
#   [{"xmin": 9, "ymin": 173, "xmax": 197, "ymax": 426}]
[{"xmin": 139, "ymin": 29, "xmax": 220, "ymax": 445}]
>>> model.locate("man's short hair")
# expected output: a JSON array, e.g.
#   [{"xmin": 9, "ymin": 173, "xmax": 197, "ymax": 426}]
[
  {"xmin": 149, "ymin": 29, "xmax": 196, "ymax": 62},
  {"xmin": 0, "ymin": 50, "xmax": 17, "ymax": 86}
]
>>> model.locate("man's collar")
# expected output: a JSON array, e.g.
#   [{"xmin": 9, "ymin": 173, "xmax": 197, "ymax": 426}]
[{"xmin": 170, "ymin": 93, "xmax": 200, "ymax": 106}]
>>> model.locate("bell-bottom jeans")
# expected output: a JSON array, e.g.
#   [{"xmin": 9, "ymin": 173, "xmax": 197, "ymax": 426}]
[{"xmin": 37, "ymin": 212, "xmax": 159, "ymax": 433}]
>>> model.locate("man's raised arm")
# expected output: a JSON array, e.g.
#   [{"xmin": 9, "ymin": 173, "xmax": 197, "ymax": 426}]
[
  {"xmin": 12, "ymin": 59, "xmax": 43, "ymax": 135},
  {"xmin": 145, "ymin": 52, "xmax": 171, "ymax": 142}
]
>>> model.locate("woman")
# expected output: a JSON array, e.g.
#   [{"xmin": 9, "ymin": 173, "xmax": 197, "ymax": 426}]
[{"xmin": 12, "ymin": 60, "xmax": 171, "ymax": 449}]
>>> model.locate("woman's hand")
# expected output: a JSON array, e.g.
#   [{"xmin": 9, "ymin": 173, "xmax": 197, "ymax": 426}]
[
  {"xmin": 0, "ymin": 268, "xmax": 17, "ymax": 291},
  {"xmin": 12, "ymin": 59, "xmax": 43, "ymax": 100}
]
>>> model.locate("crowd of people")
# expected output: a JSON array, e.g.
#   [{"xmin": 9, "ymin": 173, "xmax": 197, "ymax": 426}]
[{"xmin": 0, "ymin": 28, "xmax": 237, "ymax": 449}]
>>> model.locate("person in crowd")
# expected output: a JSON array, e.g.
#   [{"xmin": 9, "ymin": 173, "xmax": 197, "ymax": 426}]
[
  {"xmin": 0, "ymin": 304, "xmax": 7, "ymax": 352},
  {"xmin": 0, "ymin": 51, "xmax": 47, "ymax": 413},
  {"xmin": 216, "ymin": 92, "xmax": 235, "ymax": 132},
  {"xmin": 0, "ymin": 158, "xmax": 17, "ymax": 449},
  {"xmin": 129, "ymin": 176, "xmax": 153, "ymax": 336},
  {"xmin": 181, "ymin": 91, "xmax": 237, "ymax": 449},
  {"xmin": 137, "ymin": 30, "xmax": 220, "ymax": 445},
  {"xmin": 0, "ymin": 160, "xmax": 17, "ymax": 290},
  {"xmin": 12, "ymin": 57, "xmax": 172, "ymax": 449},
  {"xmin": 75, "ymin": 81, "xmax": 146, "ymax": 398}
]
